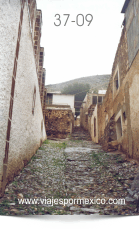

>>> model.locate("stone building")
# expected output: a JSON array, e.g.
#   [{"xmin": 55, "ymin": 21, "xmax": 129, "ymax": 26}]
[
  {"xmin": 82, "ymin": 0, "xmax": 139, "ymax": 160},
  {"xmin": 0, "ymin": 0, "xmax": 46, "ymax": 196},
  {"xmin": 97, "ymin": 0, "xmax": 139, "ymax": 159},
  {"xmin": 80, "ymin": 92, "xmax": 105, "ymax": 142}
]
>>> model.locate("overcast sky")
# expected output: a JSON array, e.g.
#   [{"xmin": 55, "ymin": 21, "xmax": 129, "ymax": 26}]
[{"xmin": 36, "ymin": 0, "xmax": 125, "ymax": 85}]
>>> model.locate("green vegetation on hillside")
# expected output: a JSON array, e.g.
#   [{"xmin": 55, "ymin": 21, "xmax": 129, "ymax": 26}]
[
  {"xmin": 46, "ymin": 75, "xmax": 110, "ymax": 93},
  {"xmin": 46, "ymin": 74, "xmax": 111, "ymax": 116}
]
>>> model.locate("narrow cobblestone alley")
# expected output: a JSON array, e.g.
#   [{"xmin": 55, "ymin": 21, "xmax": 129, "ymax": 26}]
[{"xmin": 0, "ymin": 127, "xmax": 139, "ymax": 215}]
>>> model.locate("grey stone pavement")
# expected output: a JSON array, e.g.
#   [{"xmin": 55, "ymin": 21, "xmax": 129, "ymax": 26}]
[{"xmin": 0, "ymin": 127, "xmax": 139, "ymax": 215}]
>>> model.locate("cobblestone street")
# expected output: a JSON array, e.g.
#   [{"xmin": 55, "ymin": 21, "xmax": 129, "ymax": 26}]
[{"xmin": 0, "ymin": 127, "xmax": 139, "ymax": 215}]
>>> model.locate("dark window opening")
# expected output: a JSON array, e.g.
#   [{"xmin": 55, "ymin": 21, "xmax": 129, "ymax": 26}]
[
  {"xmin": 98, "ymin": 96, "xmax": 102, "ymax": 103},
  {"xmin": 114, "ymin": 71, "xmax": 119, "ymax": 91},
  {"xmin": 92, "ymin": 96, "xmax": 97, "ymax": 105},
  {"xmin": 123, "ymin": 111, "xmax": 126, "ymax": 121},
  {"xmin": 46, "ymin": 94, "xmax": 53, "ymax": 105}
]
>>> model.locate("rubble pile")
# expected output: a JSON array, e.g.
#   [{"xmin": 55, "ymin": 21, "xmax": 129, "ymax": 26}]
[{"xmin": 45, "ymin": 109, "xmax": 73, "ymax": 139}]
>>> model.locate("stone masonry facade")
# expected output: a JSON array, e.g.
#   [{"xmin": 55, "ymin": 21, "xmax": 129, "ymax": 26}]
[{"xmin": 80, "ymin": 0, "xmax": 139, "ymax": 161}]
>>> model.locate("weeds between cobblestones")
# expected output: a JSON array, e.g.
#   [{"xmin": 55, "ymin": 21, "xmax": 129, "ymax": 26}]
[{"xmin": 0, "ymin": 127, "xmax": 139, "ymax": 215}]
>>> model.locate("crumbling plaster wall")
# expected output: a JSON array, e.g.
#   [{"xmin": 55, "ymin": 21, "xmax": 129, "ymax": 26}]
[
  {"xmin": 6, "ymin": 3, "xmax": 46, "ymax": 183},
  {"xmin": 0, "ymin": 0, "xmax": 46, "ymax": 194},
  {"xmin": 0, "ymin": 0, "xmax": 21, "ymax": 189}
]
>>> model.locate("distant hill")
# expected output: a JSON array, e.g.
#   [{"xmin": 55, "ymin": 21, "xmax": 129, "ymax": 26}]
[{"xmin": 46, "ymin": 74, "xmax": 111, "ymax": 93}]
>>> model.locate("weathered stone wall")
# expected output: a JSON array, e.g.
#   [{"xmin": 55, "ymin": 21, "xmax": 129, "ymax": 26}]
[
  {"xmin": 99, "ymin": 114, "xmax": 117, "ymax": 151},
  {"xmin": 112, "ymin": 26, "xmax": 129, "ymax": 88},
  {"xmin": 89, "ymin": 105, "xmax": 98, "ymax": 143},
  {"xmin": 125, "ymin": 0, "xmax": 139, "ymax": 67},
  {"xmin": 80, "ymin": 93, "xmax": 105, "ymax": 140},
  {"xmin": 97, "ymin": 82, "xmax": 114, "ymax": 146},
  {"xmin": 98, "ymin": 14, "xmax": 139, "ymax": 160},
  {"xmin": 45, "ymin": 109, "xmax": 73, "ymax": 139},
  {"xmin": 98, "ymin": 28, "xmax": 129, "ymax": 153},
  {"xmin": 74, "ymin": 116, "xmax": 80, "ymax": 127},
  {"xmin": 80, "ymin": 93, "xmax": 92, "ymax": 131},
  {"xmin": 0, "ymin": 0, "xmax": 46, "ymax": 196}
]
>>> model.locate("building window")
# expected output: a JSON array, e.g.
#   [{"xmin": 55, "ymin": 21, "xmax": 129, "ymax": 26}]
[
  {"xmin": 98, "ymin": 96, "xmax": 102, "ymax": 103},
  {"xmin": 92, "ymin": 96, "xmax": 97, "ymax": 105},
  {"xmin": 46, "ymin": 94, "xmax": 53, "ymax": 105},
  {"xmin": 113, "ymin": 67, "xmax": 120, "ymax": 99},
  {"xmin": 114, "ymin": 71, "xmax": 119, "ymax": 91},
  {"xmin": 123, "ymin": 111, "xmax": 126, "ymax": 122}
]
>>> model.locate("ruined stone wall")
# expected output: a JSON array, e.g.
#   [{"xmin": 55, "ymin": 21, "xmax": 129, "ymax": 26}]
[
  {"xmin": 80, "ymin": 93, "xmax": 92, "ymax": 130},
  {"xmin": 112, "ymin": 26, "xmax": 129, "ymax": 87},
  {"xmin": 87, "ymin": 105, "xmax": 98, "ymax": 143},
  {"xmin": 125, "ymin": 0, "xmax": 139, "ymax": 67},
  {"xmin": 97, "ymin": 82, "xmax": 114, "ymax": 145},
  {"xmin": 45, "ymin": 109, "xmax": 73, "ymax": 139},
  {"xmin": 127, "ymin": 53, "xmax": 139, "ymax": 160},
  {"xmin": 80, "ymin": 93, "xmax": 105, "ymax": 139},
  {"xmin": 98, "ymin": 27, "xmax": 129, "ymax": 153},
  {"xmin": 98, "ymin": 21, "xmax": 139, "ymax": 160},
  {"xmin": 0, "ymin": 0, "xmax": 46, "ymax": 196}
]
